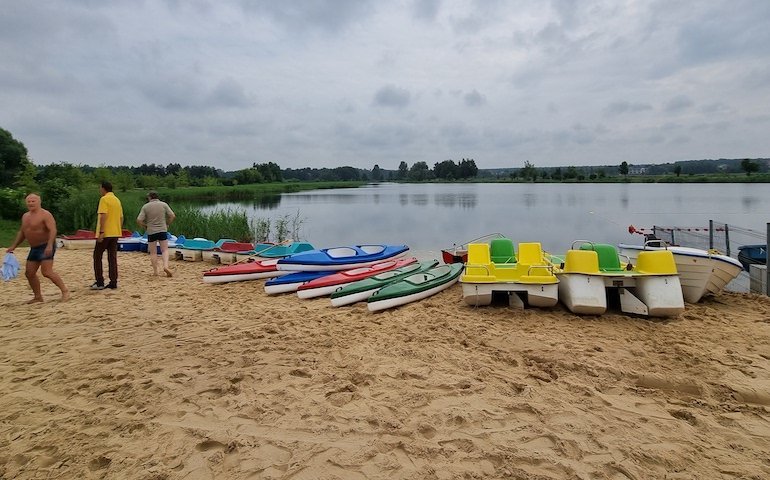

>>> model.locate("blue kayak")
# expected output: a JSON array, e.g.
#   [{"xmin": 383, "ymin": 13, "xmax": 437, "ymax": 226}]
[
  {"xmin": 277, "ymin": 244, "xmax": 410, "ymax": 271},
  {"xmin": 264, "ymin": 270, "xmax": 336, "ymax": 295}
]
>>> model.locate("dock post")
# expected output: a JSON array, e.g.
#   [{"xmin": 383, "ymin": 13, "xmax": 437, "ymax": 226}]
[
  {"xmin": 725, "ymin": 224, "xmax": 730, "ymax": 257},
  {"xmin": 709, "ymin": 220, "xmax": 714, "ymax": 250}
]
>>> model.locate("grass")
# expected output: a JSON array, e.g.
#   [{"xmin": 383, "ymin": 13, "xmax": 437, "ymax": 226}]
[{"xmin": 0, "ymin": 218, "xmax": 21, "ymax": 247}]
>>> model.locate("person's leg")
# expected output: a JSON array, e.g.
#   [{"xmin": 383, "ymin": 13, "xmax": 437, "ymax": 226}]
[
  {"xmin": 93, "ymin": 241, "xmax": 107, "ymax": 286},
  {"xmin": 159, "ymin": 239, "xmax": 172, "ymax": 276},
  {"xmin": 107, "ymin": 237, "xmax": 119, "ymax": 286},
  {"xmin": 149, "ymin": 241, "xmax": 159, "ymax": 276},
  {"xmin": 40, "ymin": 260, "xmax": 70, "ymax": 301},
  {"xmin": 25, "ymin": 260, "xmax": 43, "ymax": 303}
]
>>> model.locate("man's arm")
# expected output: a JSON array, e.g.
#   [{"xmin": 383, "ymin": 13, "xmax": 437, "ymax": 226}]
[
  {"xmin": 97, "ymin": 213, "xmax": 107, "ymax": 241},
  {"xmin": 43, "ymin": 212, "xmax": 57, "ymax": 255},
  {"xmin": 6, "ymin": 228, "xmax": 25, "ymax": 253}
]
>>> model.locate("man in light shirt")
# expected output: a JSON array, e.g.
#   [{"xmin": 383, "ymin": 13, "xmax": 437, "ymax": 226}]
[{"xmin": 137, "ymin": 191, "xmax": 176, "ymax": 277}]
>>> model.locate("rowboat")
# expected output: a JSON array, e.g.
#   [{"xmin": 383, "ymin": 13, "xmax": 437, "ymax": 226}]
[
  {"xmin": 277, "ymin": 244, "xmax": 409, "ymax": 272},
  {"xmin": 441, "ymin": 233, "xmax": 504, "ymax": 264},
  {"xmin": 618, "ymin": 242, "xmax": 742, "ymax": 303},
  {"xmin": 330, "ymin": 260, "xmax": 440, "ymax": 307},
  {"xmin": 264, "ymin": 271, "xmax": 336, "ymax": 295},
  {"xmin": 460, "ymin": 239, "xmax": 559, "ymax": 308},
  {"xmin": 202, "ymin": 258, "xmax": 288, "ymax": 284},
  {"xmin": 554, "ymin": 241, "xmax": 684, "ymax": 317},
  {"xmin": 367, "ymin": 263, "xmax": 464, "ymax": 312},
  {"xmin": 296, "ymin": 257, "xmax": 417, "ymax": 299},
  {"xmin": 57, "ymin": 229, "xmax": 133, "ymax": 249}
]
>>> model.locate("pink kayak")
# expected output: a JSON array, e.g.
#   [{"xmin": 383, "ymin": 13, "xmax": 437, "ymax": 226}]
[
  {"xmin": 296, "ymin": 257, "xmax": 418, "ymax": 299},
  {"xmin": 203, "ymin": 258, "xmax": 289, "ymax": 284}
]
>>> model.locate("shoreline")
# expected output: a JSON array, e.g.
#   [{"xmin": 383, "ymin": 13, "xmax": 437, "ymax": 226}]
[{"xmin": 1, "ymin": 248, "xmax": 769, "ymax": 478}]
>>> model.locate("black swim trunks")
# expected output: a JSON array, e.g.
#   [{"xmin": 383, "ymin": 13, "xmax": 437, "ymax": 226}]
[
  {"xmin": 28, "ymin": 243, "xmax": 56, "ymax": 262},
  {"xmin": 147, "ymin": 232, "xmax": 168, "ymax": 242}
]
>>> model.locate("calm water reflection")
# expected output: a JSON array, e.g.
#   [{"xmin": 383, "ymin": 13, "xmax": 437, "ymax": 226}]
[{"xmin": 204, "ymin": 183, "xmax": 770, "ymax": 253}]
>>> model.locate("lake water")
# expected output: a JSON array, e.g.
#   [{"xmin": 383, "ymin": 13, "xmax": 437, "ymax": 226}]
[{"xmin": 205, "ymin": 183, "xmax": 770, "ymax": 257}]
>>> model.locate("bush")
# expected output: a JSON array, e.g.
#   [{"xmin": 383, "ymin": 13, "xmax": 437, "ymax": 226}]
[{"xmin": 0, "ymin": 187, "xmax": 25, "ymax": 219}]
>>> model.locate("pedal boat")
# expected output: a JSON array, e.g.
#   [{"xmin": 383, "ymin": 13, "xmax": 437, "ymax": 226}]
[
  {"xmin": 460, "ymin": 239, "xmax": 558, "ymax": 308},
  {"xmin": 555, "ymin": 241, "xmax": 684, "ymax": 317},
  {"xmin": 618, "ymin": 241, "xmax": 742, "ymax": 303},
  {"xmin": 174, "ymin": 238, "xmax": 235, "ymax": 262}
]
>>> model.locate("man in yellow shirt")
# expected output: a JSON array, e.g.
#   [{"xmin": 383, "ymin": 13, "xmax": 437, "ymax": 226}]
[{"xmin": 91, "ymin": 181, "xmax": 124, "ymax": 290}]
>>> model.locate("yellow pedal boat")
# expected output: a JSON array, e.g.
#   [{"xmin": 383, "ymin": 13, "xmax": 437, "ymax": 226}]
[
  {"xmin": 552, "ymin": 241, "xmax": 684, "ymax": 317},
  {"xmin": 460, "ymin": 238, "xmax": 559, "ymax": 308}
]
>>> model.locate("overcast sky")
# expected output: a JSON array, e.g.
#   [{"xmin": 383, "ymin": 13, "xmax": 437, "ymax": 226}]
[{"xmin": 1, "ymin": 0, "xmax": 769, "ymax": 171}]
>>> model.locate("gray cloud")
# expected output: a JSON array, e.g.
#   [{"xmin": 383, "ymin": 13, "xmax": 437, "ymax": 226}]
[
  {"xmin": 464, "ymin": 90, "xmax": 486, "ymax": 107},
  {"xmin": 664, "ymin": 95, "xmax": 695, "ymax": 113},
  {"xmin": 604, "ymin": 101, "xmax": 653, "ymax": 116},
  {"xmin": 1, "ymin": 0, "xmax": 769, "ymax": 170},
  {"xmin": 373, "ymin": 85, "xmax": 411, "ymax": 108}
]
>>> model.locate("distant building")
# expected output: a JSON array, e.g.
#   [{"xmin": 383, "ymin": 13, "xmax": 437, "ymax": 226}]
[{"xmin": 628, "ymin": 166, "xmax": 647, "ymax": 175}]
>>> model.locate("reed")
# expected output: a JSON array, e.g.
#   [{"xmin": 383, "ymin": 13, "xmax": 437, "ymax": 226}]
[{"xmin": 171, "ymin": 206, "xmax": 253, "ymax": 243}]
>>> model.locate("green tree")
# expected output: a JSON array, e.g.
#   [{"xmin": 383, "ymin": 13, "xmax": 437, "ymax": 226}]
[
  {"xmin": 398, "ymin": 161, "xmax": 408, "ymax": 180},
  {"xmin": 457, "ymin": 158, "xmax": 478, "ymax": 179},
  {"xmin": 741, "ymin": 158, "xmax": 759, "ymax": 176},
  {"xmin": 408, "ymin": 161, "xmax": 431, "ymax": 181},
  {"xmin": 674, "ymin": 165, "xmax": 682, "ymax": 177},
  {"xmin": 520, "ymin": 161, "xmax": 537, "ymax": 181},
  {"xmin": 0, "ymin": 127, "xmax": 31, "ymax": 188},
  {"xmin": 371, "ymin": 164, "xmax": 383, "ymax": 182},
  {"xmin": 433, "ymin": 160, "xmax": 458, "ymax": 180},
  {"xmin": 619, "ymin": 161, "xmax": 629, "ymax": 176}
]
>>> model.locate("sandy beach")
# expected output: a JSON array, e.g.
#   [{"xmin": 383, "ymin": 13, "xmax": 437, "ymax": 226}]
[{"xmin": 1, "ymin": 248, "xmax": 769, "ymax": 479}]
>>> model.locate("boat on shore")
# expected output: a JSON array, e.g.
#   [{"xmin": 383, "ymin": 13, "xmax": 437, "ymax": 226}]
[
  {"xmin": 554, "ymin": 241, "xmax": 684, "ymax": 317},
  {"xmin": 277, "ymin": 244, "xmax": 409, "ymax": 272},
  {"xmin": 297, "ymin": 257, "xmax": 417, "ymax": 299},
  {"xmin": 58, "ymin": 229, "xmax": 133, "ymax": 249},
  {"xmin": 330, "ymin": 260, "xmax": 440, "ymax": 307},
  {"xmin": 264, "ymin": 271, "xmax": 336, "ymax": 295},
  {"xmin": 202, "ymin": 258, "xmax": 289, "ymax": 284},
  {"xmin": 441, "ymin": 232, "xmax": 504, "ymax": 264},
  {"xmin": 367, "ymin": 263, "xmax": 464, "ymax": 312},
  {"xmin": 618, "ymin": 242, "xmax": 742, "ymax": 303},
  {"xmin": 460, "ymin": 238, "xmax": 559, "ymax": 308}
]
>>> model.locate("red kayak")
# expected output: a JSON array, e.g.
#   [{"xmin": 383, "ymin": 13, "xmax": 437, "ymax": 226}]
[
  {"xmin": 203, "ymin": 258, "xmax": 289, "ymax": 284},
  {"xmin": 296, "ymin": 257, "xmax": 418, "ymax": 299}
]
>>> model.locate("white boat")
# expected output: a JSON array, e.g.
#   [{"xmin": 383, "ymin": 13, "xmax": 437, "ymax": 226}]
[
  {"xmin": 618, "ymin": 243, "xmax": 742, "ymax": 303},
  {"xmin": 556, "ymin": 242, "xmax": 684, "ymax": 317}
]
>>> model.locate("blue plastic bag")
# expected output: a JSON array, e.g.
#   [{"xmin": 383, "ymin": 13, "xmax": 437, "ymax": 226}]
[{"xmin": 3, "ymin": 252, "xmax": 20, "ymax": 281}]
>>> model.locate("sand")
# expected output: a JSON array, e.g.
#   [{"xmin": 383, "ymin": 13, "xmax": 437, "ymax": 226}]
[{"xmin": 1, "ymin": 248, "xmax": 769, "ymax": 479}]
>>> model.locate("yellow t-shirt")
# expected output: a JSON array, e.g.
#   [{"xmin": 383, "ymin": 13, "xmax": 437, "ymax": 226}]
[{"xmin": 96, "ymin": 192, "xmax": 124, "ymax": 237}]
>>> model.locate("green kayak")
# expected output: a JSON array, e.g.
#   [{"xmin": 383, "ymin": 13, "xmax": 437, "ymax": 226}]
[
  {"xmin": 367, "ymin": 263, "xmax": 464, "ymax": 312},
  {"xmin": 330, "ymin": 260, "xmax": 439, "ymax": 307}
]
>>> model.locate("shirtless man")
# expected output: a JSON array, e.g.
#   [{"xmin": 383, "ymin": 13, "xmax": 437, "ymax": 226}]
[{"xmin": 6, "ymin": 194, "xmax": 70, "ymax": 303}]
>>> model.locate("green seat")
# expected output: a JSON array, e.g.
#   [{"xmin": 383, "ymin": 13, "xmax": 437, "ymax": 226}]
[
  {"xmin": 580, "ymin": 243, "xmax": 622, "ymax": 271},
  {"xmin": 490, "ymin": 238, "xmax": 516, "ymax": 264}
]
